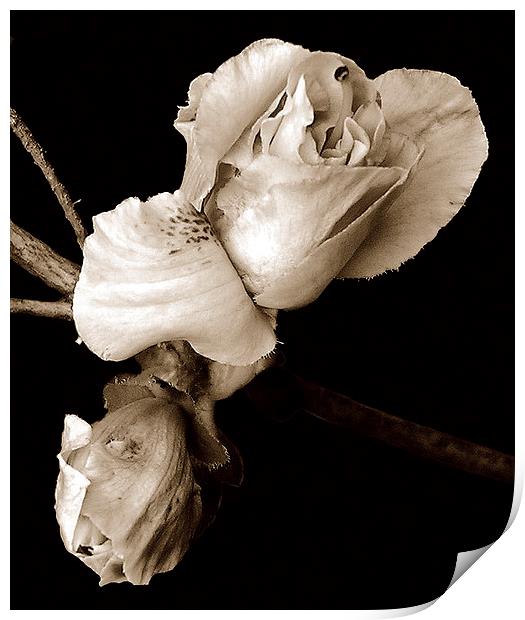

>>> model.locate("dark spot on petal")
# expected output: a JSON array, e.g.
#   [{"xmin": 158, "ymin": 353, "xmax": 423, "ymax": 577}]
[{"xmin": 334, "ymin": 65, "xmax": 349, "ymax": 82}]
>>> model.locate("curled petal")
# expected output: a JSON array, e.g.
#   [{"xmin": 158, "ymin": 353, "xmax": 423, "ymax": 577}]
[
  {"xmin": 266, "ymin": 75, "xmax": 314, "ymax": 162},
  {"xmin": 173, "ymin": 73, "xmax": 214, "ymax": 208},
  {"xmin": 224, "ymin": 89, "xmax": 287, "ymax": 170},
  {"xmin": 73, "ymin": 191, "xmax": 276, "ymax": 365},
  {"xmin": 353, "ymin": 101, "xmax": 386, "ymax": 164},
  {"xmin": 344, "ymin": 117, "xmax": 371, "ymax": 167},
  {"xmin": 211, "ymin": 155, "xmax": 406, "ymax": 304},
  {"xmin": 55, "ymin": 415, "xmax": 93, "ymax": 553},
  {"xmin": 173, "ymin": 72, "xmax": 213, "ymax": 139},
  {"xmin": 288, "ymin": 51, "xmax": 376, "ymax": 150},
  {"xmin": 353, "ymin": 101, "xmax": 384, "ymax": 144},
  {"xmin": 288, "ymin": 52, "xmax": 352, "ymax": 150},
  {"xmin": 178, "ymin": 39, "xmax": 309, "ymax": 209},
  {"xmin": 339, "ymin": 69, "xmax": 488, "ymax": 278}
]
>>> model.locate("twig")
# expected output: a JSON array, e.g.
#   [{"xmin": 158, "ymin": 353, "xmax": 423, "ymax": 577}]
[
  {"xmin": 10, "ymin": 107, "xmax": 86, "ymax": 248},
  {"xmin": 11, "ymin": 298, "xmax": 73, "ymax": 320},
  {"xmin": 245, "ymin": 369, "xmax": 514, "ymax": 484},
  {"xmin": 10, "ymin": 221, "xmax": 80, "ymax": 297}
]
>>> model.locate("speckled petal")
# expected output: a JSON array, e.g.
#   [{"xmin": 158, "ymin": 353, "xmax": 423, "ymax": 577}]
[
  {"xmin": 73, "ymin": 191, "xmax": 276, "ymax": 365},
  {"xmin": 339, "ymin": 69, "xmax": 488, "ymax": 278}
]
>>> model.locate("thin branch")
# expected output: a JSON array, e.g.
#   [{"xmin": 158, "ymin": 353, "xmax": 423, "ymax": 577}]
[
  {"xmin": 10, "ymin": 107, "xmax": 86, "ymax": 248},
  {"xmin": 11, "ymin": 298, "xmax": 73, "ymax": 320},
  {"xmin": 245, "ymin": 369, "xmax": 514, "ymax": 484},
  {"xmin": 11, "ymin": 221, "xmax": 80, "ymax": 297}
]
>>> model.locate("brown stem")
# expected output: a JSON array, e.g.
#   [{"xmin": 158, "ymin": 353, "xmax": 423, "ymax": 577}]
[
  {"xmin": 10, "ymin": 221, "xmax": 80, "ymax": 297},
  {"xmin": 245, "ymin": 369, "xmax": 514, "ymax": 484},
  {"xmin": 10, "ymin": 107, "xmax": 86, "ymax": 248},
  {"xmin": 11, "ymin": 298, "xmax": 73, "ymax": 320}
]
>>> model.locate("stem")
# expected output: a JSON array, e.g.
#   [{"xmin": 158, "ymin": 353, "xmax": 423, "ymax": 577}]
[
  {"xmin": 245, "ymin": 369, "xmax": 514, "ymax": 484},
  {"xmin": 11, "ymin": 298, "xmax": 73, "ymax": 320},
  {"xmin": 10, "ymin": 107, "xmax": 86, "ymax": 248},
  {"xmin": 11, "ymin": 221, "xmax": 80, "ymax": 297}
]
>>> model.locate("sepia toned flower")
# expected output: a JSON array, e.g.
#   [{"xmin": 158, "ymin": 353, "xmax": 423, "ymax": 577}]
[
  {"xmin": 177, "ymin": 39, "xmax": 488, "ymax": 308},
  {"xmin": 73, "ymin": 39, "xmax": 487, "ymax": 366},
  {"xmin": 55, "ymin": 398, "xmax": 202, "ymax": 585}
]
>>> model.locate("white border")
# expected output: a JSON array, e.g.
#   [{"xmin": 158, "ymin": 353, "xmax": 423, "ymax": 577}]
[{"xmin": 5, "ymin": 5, "xmax": 521, "ymax": 618}]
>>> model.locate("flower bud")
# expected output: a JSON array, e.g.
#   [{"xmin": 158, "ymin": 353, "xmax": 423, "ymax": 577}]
[{"xmin": 55, "ymin": 398, "xmax": 202, "ymax": 585}]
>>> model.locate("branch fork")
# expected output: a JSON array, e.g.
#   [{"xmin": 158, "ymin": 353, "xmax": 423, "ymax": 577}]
[{"xmin": 10, "ymin": 107, "xmax": 83, "ymax": 319}]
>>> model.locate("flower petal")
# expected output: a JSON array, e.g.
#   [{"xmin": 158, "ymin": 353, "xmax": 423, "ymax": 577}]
[
  {"xmin": 339, "ymin": 69, "xmax": 488, "ymax": 278},
  {"xmin": 223, "ymin": 88, "xmax": 287, "ymax": 170},
  {"xmin": 78, "ymin": 399, "xmax": 202, "ymax": 585},
  {"xmin": 211, "ymin": 155, "xmax": 404, "ymax": 301},
  {"xmin": 178, "ymin": 39, "xmax": 310, "ymax": 209},
  {"xmin": 55, "ymin": 415, "xmax": 92, "ymax": 553},
  {"xmin": 286, "ymin": 51, "xmax": 376, "ymax": 151},
  {"xmin": 173, "ymin": 72, "xmax": 213, "ymax": 139},
  {"xmin": 267, "ymin": 75, "xmax": 314, "ymax": 162},
  {"xmin": 73, "ymin": 191, "xmax": 276, "ymax": 365},
  {"xmin": 254, "ymin": 157, "xmax": 419, "ymax": 309},
  {"xmin": 353, "ymin": 101, "xmax": 384, "ymax": 144},
  {"xmin": 97, "ymin": 552, "xmax": 127, "ymax": 586}
]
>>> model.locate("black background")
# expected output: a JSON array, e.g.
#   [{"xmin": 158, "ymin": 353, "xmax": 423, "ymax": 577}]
[{"xmin": 10, "ymin": 10, "xmax": 514, "ymax": 611}]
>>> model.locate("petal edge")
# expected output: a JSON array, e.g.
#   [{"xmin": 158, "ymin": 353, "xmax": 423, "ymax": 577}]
[{"xmin": 339, "ymin": 69, "xmax": 488, "ymax": 278}]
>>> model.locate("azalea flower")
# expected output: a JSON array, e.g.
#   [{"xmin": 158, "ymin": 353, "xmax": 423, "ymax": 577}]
[{"xmin": 73, "ymin": 39, "xmax": 487, "ymax": 367}]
